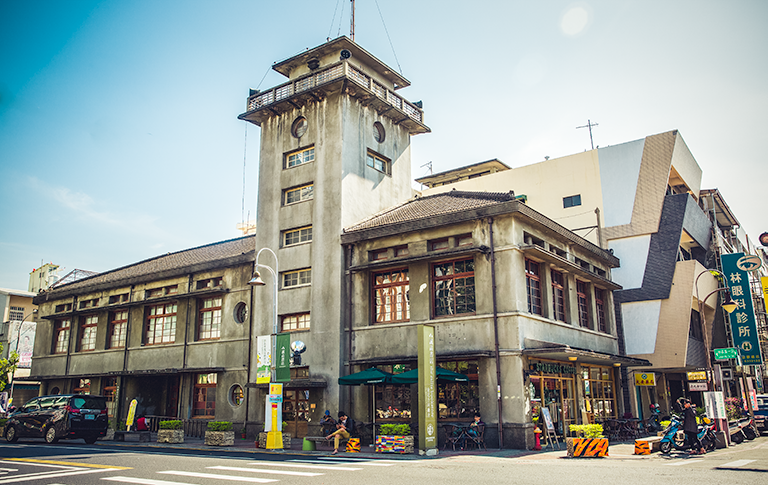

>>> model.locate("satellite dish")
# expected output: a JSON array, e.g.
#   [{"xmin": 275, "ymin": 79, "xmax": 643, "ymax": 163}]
[
  {"xmin": 340, "ymin": 49, "xmax": 352, "ymax": 60},
  {"xmin": 291, "ymin": 340, "xmax": 306, "ymax": 353}
]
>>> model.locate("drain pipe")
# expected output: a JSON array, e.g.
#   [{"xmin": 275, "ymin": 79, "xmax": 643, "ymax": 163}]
[{"xmin": 488, "ymin": 218, "xmax": 504, "ymax": 448}]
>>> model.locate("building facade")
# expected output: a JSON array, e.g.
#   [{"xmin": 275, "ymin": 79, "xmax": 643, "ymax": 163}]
[{"xmin": 1, "ymin": 288, "xmax": 38, "ymax": 405}]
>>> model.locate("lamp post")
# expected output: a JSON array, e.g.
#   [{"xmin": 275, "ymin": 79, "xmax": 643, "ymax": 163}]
[
  {"xmin": 248, "ymin": 247, "xmax": 282, "ymax": 449},
  {"xmin": 694, "ymin": 269, "xmax": 738, "ymax": 391},
  {"xmin": 8, "ymin": 309, "xmax": 38, "ymax": 407}
]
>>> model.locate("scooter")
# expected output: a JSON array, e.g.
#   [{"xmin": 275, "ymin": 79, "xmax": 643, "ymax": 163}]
[
  {"xmin": 729, "ymin": 417, "xmax": 757, "ymax": 442},
  {"xmin": 647, "ymin": 403, "xmax": 662, "ymax": 433},
  {"xmin": 659, "ymin": 414, "xmax": 717, "ymax": 454}
]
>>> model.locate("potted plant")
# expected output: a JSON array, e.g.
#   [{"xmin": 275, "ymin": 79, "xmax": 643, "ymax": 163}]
[
  {"xmin": 566, "ymin": 424, "xmax": 608, "ymax": 458},
  {"xmin": 240, "ymin": 426, "xmax": 247, "ymax": 440},
  {"xmin": 205, "ymin": 421, "xmax": 234, "ymax": 446},
  {"xmin": 157, "ymin": 420, "xmax": 184, "ymax": 444},
  {"xmin": 375, "ymin": 423, "xmax": 414, "ymax": 453}
]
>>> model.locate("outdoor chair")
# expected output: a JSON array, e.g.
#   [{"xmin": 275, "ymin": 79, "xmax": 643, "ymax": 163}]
[
  {"xmin": 442, "ymin": 424, "xmax": 464, "ymax": 451},
  {"xmin": 465, "ymin": 424, "xmax": 487, "ymax": 451}
]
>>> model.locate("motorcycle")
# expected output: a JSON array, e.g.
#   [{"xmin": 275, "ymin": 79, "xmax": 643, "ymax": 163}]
[
  {"xmin": 647, "ymin": 403, "xmax": 662, "ymax": 433},
  {"xmin": 729, "ymin": 417, "xmax": 757, "ymax": 443},
  {"xmin": 660, "ymin": 414, "xmax": 717, "ymax": 454}
]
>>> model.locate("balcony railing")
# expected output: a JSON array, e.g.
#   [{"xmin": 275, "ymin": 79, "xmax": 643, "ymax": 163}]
[{"xmin": 247, "ymin": 62, "xmax": 423, "ymax": 124}]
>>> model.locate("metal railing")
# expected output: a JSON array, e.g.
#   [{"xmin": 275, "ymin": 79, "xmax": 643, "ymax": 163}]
[
  {"xmin": 146, "ymin": 415, "xmax": 242, "ymax": 439},
  {"xmin": 246, "ymin": 62, "xmax": 423, "ymax": 124}
]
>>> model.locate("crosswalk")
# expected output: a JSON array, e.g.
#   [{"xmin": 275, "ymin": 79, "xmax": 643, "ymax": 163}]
[{"xmin": 100, "ymin": 456, "xmax": 400, "ymax": 485}]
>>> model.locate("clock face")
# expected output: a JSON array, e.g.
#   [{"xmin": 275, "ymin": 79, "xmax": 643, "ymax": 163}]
[{"xmin": 760, "ymin": 232, "xmax": 768, "ymax": 247}]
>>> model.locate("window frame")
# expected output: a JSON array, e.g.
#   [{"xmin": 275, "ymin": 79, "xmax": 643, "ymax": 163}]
[
  {"xmin": 198, "ymin": 295, "xmax": 223, "ymax": 340},
  {"xmin": 145, "ymin": 302, "xmax": 177, "ymax": 345},
  {"xmin": 372, "ymin": 268, "xmax": 410, "ymax": 324},
  {"xmin": 429, "ymin": 238, "xmax": 449, "ymax": 251},
  {"xmin": 53, "ymin": 319, "xmax": 71, "ymax": 354},
  {"xmin": 108, "ymin": 310, "xmax": 128, "ymax": 349},
  {"xmin": 563, "ymin": 194, "xmax": 582, "ymax": 208},
  {"xmin": 577, "ymin": 280, "xmax": 590, "ymax": 328},
  {"xmin": 193, "ymin": 373, "xmax": 217, "ymax": 418},
  {"xmin": 366, "ymin": 150, "xmax": 391, "ymax": 175},
  {"xmin": 526, "ymin": 259, "xmax": 543, "ymax": 316},
  {"xmin": 281, "ymin": 313, "xmax": 311, "ymax": 332},
  {"xmin": 432, "ymin": 258, "xmax": 476, "ymax": 318},
  {"xmin": 551, "ymin": 270, "xmax": 566, "ymax": 322},
  {"xmin": 283, "ymin": 269, "xmax": 312, "ymax": 288},
  {"xmin": 283, "ymin": 226, "xmax": 313, "ymax": 247},
  {"xmin": 78, "ymin": 314, "xmax": 98, "ymax": 352},
  {"xmin": 285, "ymin": 146, "xmax": 315, "ymax": 169},
  {"xmin": 284, "ymin": 184, "xmax": 314, "ymax": 206},
  {"xmin": 595, "ymin": 288, "xmax": 607, "ymax": 333}
]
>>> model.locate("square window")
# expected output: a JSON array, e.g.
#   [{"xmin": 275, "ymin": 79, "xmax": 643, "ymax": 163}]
[
  {"xmin": 563, "ymin": 194, "xmax": 582, "ymax": 208},
  {"xmin": 366, "ymin": 151, "xmax": 390, "ymax": 175},
  {"xmin": 371, "ymin": 249, "xmax": 388, "ymax": 261},
  {"xmin": 283, "ymin": 269, "xmax": 311, "ymax": 288},
  {"xmin": 286, "ymin": 146, "xmax": 315, "ymax": 168},
  {"xmin": 430, "ymin": 239, "xmax": 449, "ymax": 251},
  {"xmin": 284, "ymin": 226, "xmax": 313, "ymax": 246},
  {"xmin": 285, "ymin": 184, "xmax": 314, "ymax": 205}
]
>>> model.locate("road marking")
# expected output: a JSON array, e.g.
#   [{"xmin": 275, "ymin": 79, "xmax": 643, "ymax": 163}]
[
  {"xmin": 316, "ymin": 457, "xmax": 397, "ymax": 466},
  {"xmin": 665, "ymin": 459, "xmax": 704, "ymax": 466},
  {"xmin": 720, "ymin": 460, "xmax": 756, "ymax": 467},
  {"xmin": 209, "ymin": 466, "xmax": 322, "ymax": 477},
  {"xmin": 4, "ymin": 458, "xmax": 131, "ymax": 470},
  {"xmin": 0, "ymin": 467, "xmax": 113, "ymax": 483},
  {"xmin": 104, "ymin": 477, "xmax": 198, "ymax": 485},
  {"xmin": 158, "ymin": 471, "xmax": 277, "ymax": 483},
  {"xmin": 311, "ymin": 459, "xmax": 394, "ymax": 466},
  {"xmin": 285, "ymin": 460, "xmax": 364, "ymax": 470},
  {"xmin": 254, "ymin": 460, "xmax": 360, "ymax": 470}
]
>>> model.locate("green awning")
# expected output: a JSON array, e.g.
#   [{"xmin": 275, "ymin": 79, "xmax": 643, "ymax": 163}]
[
  {"xmin": 389, "ymin": 366, "xmax": 469, "ymax": 384},
  {"xmin": 338, "ymin": 367, "xmax": 392, "ymax": 386}
]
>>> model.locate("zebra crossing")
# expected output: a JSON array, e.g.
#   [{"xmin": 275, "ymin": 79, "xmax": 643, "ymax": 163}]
[{"xmin": 100, "ymin": 456, "xmax": 401, "ymax": 485}]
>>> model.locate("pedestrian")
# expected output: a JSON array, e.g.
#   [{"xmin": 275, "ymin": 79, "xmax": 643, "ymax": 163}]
[
  {"xmin": 320, "ymin": 410, "xmax": 336, "ymax": 436},
  {"xmin": 325, "ymin": 411, "xmax": 354, "ymax": 455},
  {"xmin": 682, "ymin": 399, "xmax": 705, "ymax": 455}
]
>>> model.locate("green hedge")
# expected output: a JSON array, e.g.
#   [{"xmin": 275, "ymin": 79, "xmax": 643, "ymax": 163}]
[
  {"xmin": 0, "ymin": 418, "xmax": 7, "ymax": 427},
  {"xmin": 207, "ymin": 421, "xmax": 233, "ymax": 432},
  {"xmin": 159, "ymin": 420, "xmax": 183, "ymax": 430},
  {"xmin": 379, "ymin": 423, "xmax": 411, "ymax": 435},
  {"xmin": 569, "ymin": 424, "xmax": 604, "ymax": 439}
]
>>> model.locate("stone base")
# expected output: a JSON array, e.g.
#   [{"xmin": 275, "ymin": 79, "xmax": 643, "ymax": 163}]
[
  {"xmin": 205, "ymin": 430, "xmax": 235, "ymax": 446},
  {"xmin": 158, "ymin": 429, "xmax": 184, "ymax": 444},
  {"xmin": 258, "ymin": 431, "xmax": 291, "ymax": 449}
]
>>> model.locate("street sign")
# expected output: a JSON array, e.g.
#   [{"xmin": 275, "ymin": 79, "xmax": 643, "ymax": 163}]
[
  {"xmin": 713, "ymin": 347, "xmax": 738, "ymax": 360},
  {"xmin": 721, "ymin": 253, "xmax": 764, "ymax": 365},
  {"xmin": 635, "ymin": 372, "xmax": 656, "ymax": 386}
]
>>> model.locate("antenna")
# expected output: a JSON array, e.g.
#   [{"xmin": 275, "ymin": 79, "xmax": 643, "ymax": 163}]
[
  {"xmin": 350, "ymin": 0, "xmax": 355, "ymax": 41},
  {"xmin": 576, "ymin": 119, "xmax": 599, "ymax": 149},
  {"xmin": 420, "ymin": 161, "xmax": 433, "ymax": 175}
]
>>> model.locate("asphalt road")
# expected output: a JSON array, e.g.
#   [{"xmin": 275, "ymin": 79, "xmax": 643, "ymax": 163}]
[{"xmin": 0, "ymin": 436, "xmax": 765, "ymax": 485}]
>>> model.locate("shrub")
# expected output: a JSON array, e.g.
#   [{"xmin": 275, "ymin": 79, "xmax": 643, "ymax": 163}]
[
  {"xmin": 569, "ymin": 424, "xmax": 604, "ymax": 439},
  {"xmin": 379, "ymin": 423, "xmax": 411, "ymax": 435},
  {"xmin": 0, "ymin": 418, "xmax": 6, "ymax": 427},
  {"xmin": 159, "ymin": 420, "xmax": 183, "ymax": 430},
  {"xmin": 207, "ymin": 421, "xmax": 233, "ymax": 432}
]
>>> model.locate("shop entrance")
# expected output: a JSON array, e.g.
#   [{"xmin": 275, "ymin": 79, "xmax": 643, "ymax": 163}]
[
  {"xmin": 283, "ymin": 389, "xmax": 310, "ymax": 438},
  {"xmin": 529, "ymin": 360, "xmax": 576, "ymax": 436}
]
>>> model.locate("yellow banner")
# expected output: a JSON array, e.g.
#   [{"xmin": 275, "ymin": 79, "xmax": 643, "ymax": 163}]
[
  {"xmin": 634, "ymin": 372, "xmax": 656, "ymax": 386},
  {"xmin": 761, "ymin": 276, "xmax": 768, "ymax": 301},
  {"xmin": 687, "ymin": 371, "xmax": 707, "ymax": 381}
]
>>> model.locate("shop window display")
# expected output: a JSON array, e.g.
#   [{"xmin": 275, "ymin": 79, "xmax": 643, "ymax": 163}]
[
  {"xmin": 375, "ymin": 364, "xmax": 412, "ymax": 420},
  {"xmin": 581, "ymin": 365, "xmax": 616, "ymax": 420},
  {"xmin": 528, "ymin": 360, "xmax": 576, "ymax": 435},
  {"xmin": 437, "ymin": 361, "xmax": 479, "ymax": 420}
]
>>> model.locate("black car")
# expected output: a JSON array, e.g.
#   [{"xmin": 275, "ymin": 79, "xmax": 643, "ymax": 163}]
[{"xmin": 5, "ymin": 394, "xmax": 108, "ymax": 444}]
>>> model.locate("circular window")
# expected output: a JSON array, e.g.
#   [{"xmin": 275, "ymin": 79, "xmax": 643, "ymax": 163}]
[
  {"xmin": 50, "ymin": 387, "xmax": 60, "ymax": 395},
  {"xmin": 229, "ymin": 384, "xmax": 244, "ymax": 406},
  {"xmin": 291, "ymin": 117, "xmax": 308, "ymax": 138},
  {"xmin": 234, "ymin": 302, "xmax": 248, "ymax": 324},
  {"xmin": 373, "ymin": 121, "xmax": 385, "ymax": 143}
]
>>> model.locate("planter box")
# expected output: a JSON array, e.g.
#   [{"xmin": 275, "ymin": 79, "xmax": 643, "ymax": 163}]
[
  {"xmin": 205, "ymin": 430, "xmax": 235, "ymax": 446},
  {"xmin": 258, "ymin": 432, "xmax": 291, "ymax": 449},
  {"xmin": 158, "ymin": 429, "xmax": 184, "ymax": 444},
  {"xmin": 103, "ymin": 429, "xmax": 115, "ymax": 441},
  {"xmin": 375, "ymin": 435, "xmax": 414, "ymax": 454},
  {"xmin": 566, "ymin": 437, "xmax": 609, "ymax": 458}
]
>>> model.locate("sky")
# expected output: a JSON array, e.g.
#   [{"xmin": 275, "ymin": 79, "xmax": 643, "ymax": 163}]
[{"xmin": 1, "ymin": 0, "xmax": 766, "ymax": 291}]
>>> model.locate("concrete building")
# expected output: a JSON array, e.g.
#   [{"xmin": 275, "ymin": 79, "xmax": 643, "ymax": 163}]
[
  {"xmin": 0, "ymin": 287, "xmax": 38, "ymax": 405},
  {"xmin": 420, "ymin": 130, "xmax": 764, "ymax": 416}
]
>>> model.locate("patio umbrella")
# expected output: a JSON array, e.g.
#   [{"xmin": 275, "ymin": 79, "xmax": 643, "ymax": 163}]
[
  {"xmin": 337, "ymin": 367, "xmax": 392, "ymax": 386},
  {"xmin": 389, "ymin": 366, "xmax": 469, "ymax": 384}
]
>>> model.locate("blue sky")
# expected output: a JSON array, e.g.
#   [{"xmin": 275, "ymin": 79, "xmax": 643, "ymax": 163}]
[{"xmin": 1, "ymin": 1, "xmax": 767, "ymax": 290}]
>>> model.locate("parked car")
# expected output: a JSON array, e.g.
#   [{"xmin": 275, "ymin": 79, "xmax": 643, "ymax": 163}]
[
  {"xmin": 755, "ymin": 394, "xmax": 768, "ymax": 434},
  {"xmin": 5, "ymin": 394, "xmax": 108, "ymax": 444}
]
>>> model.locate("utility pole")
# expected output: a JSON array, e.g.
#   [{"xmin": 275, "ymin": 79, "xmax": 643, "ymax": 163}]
[
  {"xmin": 576, "ymin": 119, "xmax": 599, "ymax": 149},
  {"xmin": 350, "ymin": 0, "xmax": 355, "ymax": 41}
]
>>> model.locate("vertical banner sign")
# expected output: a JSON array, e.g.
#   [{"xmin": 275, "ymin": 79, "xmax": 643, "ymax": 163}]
[
  {"xmin": 275, "ymin": 333, "xmax": 291, "ymax": 382},
  {"xmin": 720, "ymin": 253, "xmax": 763, "ymax": 365},
  {"xmin": 9, "ymin": 321, "xmax": 36, "ymax": 369},
  {"xmin": 126, "ymin": 399, "xmax": 138, "ymax": 431},
  {"xmin": 256, "ymin": 335, "xmax": 272, "ymax": 384},
  {"xmin": 418, "ymin": 325, "xmax": 437, "ymax": 453}
]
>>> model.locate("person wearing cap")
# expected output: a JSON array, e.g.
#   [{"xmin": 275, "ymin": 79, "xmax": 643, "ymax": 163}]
[{"xmin": 320, "ymin": 410, "xmax": 336, "ymax": 436}]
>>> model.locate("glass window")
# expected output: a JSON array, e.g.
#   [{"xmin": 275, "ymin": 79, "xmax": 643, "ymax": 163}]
[
  {"xmin": 284, "ymin": 226, "xmax": 312, "ymax": 246},
  {"xmin": 198, "ymin": 296, "xmax": 222, "ymax": 340},
  {"xmin": 291, "ymin": 117, "xmax": 308, "ymax": 138},
  {"xmin": 371, "ymin": 249, "xmax": 388, "ymax": 261},
  {"xmin": 456, "ymin": 234, "xmax": 473, "ymax": 247},
  {"xmin": 577, "ymin": 280, "xmax": 590, "ymax": 328},
  {"xmin": 282, "ymin": 313, "xmax": 310, "ymax": 332},
  {"xmin": 229, "ymin": 385, "xmax": 244, "ymax": 406},
  {"xmin": 283, "ymin": 269, "xmax": 311, "ymax": 288},
  {"xmin": 109, "ymin": 310, "xmax": 128, "ymax": 348},
  {"xmin": 551, "ymin": 270, "xmax": 566, "ymax": 322},
  {"xmin": 366, "ymin": 151, "xmax": 390, "ymax": 174},
  {"xmin": 373, "ymin": 121, "xmax": 385, "ymax": 143},
  {"xmin": 373, "ymin": 269, "xmax": 410, "ymax": 324},
  {"xmin": 595, "ymin": 288, "xmax": 607, "ymax": 333},
  {"xmin": 429, "ymin": 239, "xmax": 449, "ymax": 251},
  {"xmin": 438, "ymin": 361, "xmax": 479, "ymax": 419},
  {"xmin": 194, "ymin": 373, "xmax": 217, "ymax": 418},
  {"xmin": 104, "ymin": 377, "xmax": 118, "ymax": 418},
  {"xmin": 432, "ymin": 258, "xmax": 475, "ymax": 317},
  {"xmin": 563, "ymin": 195, "xmax": 582, "ymax": 208},
  {"xmin": 286, "ymin": 146, "xmax": 315, "ymax": 168},
  {"xmin": 285, "ymin": 184, "xmax": 314, "ymax": 205},
  {"xmin": 146, "ymin": 303, "xmax": 177, "ymax": 345},
  {"xmin": 79, "ymin": 315, "xmax": 98, "ymax": 351},
  {"xmin": 375, "ymin": 364, "xmax": 412, "ymax": 420},
  {"xmin": 581, "ymin": 365, "xmax": 616, "ymax": 420},
  {"xmin": 54, "ymin": 319, "xmax": 70, "ymax": 354},
  {"xmin": 395, "ymin": 246, "xmax": 409, "ymax": 257},
  {"xmin": 525, "ymin": 259, "xmax": 542, "ymax": 315}
]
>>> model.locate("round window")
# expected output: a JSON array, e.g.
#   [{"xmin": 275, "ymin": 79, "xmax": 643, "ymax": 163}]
[
  {"xmin": 373, "ymin": 121, "xmax": 385, "ymax": 143},
  {"xmin": 234, "ymin": 302, "xmax": 248, "ymax": 324},
  {"xmin": 292, "ymin": 116, "xmax": 308, "ymax": 138},
  {"xmin": 50, "ymin": 387, "xmax": 60, "ymax": 395},
  {"xmin": 229, "ymin": 384, "xmax": 244, "ymax": 406}
]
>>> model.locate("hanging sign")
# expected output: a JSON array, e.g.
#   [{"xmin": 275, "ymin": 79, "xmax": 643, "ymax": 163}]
[
  {"xmin": 256, "ymin": 335, "xmax": 272, "ymax": 384},
  {"xmin": 713, "ymin": 347, "xmax": 738, "ymax": 360},
  {"xmin": 634, "ymin": 372, "xmax": 656, "ymax": 386},
  {"xmin": 275, "ymin": 333, "xmax": 291, "ymax": 382},
  {"xmin": 720, "ymin": 253, "xmax": 764, "ymax": 365},
  {"xmin": 689, "ymin": 382, "xmax": 709, "ymax": 391},
  {"xmin": 687, "ymin": 371, "xmax": 707, "ymax": 381}
]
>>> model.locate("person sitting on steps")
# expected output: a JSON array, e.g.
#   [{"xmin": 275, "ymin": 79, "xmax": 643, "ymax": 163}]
[{"xmin": 325, "ymin": 411, "xmax": 354, "ymax": 455}]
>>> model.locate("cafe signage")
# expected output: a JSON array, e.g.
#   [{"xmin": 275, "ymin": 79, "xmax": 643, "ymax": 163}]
[
  {"xmin": 530, "ymin": 362, "xmax": 576, "ymax": 375},
  {"xmin": 418, "ymin": 325, "xmax": 437, "ymax": 453}
]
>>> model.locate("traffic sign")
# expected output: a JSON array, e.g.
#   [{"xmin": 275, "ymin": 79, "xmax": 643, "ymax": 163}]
[{"xmin": 713, "ymin": 347, "xmax": 738, "ymax": 360}]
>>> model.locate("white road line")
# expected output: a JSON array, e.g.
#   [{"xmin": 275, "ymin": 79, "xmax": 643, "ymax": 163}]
[
  {"xmin": 251, "ymin": 461, "xmax": 362, "ymax": 471},
  {"xmin": 104, "ymin": 477, "xmax": 198, "ymax": 485},
  {"xmin": 318, "ymin": 457, "xmax": 400, "ymax": 465},
  {"xmin": 209, "ymin": 466, "xmax": 322, "ymax": 477},
  {"xmin": 720, "ymin": 459, "xmax": 756, "ymax": 467},
  {"xmin": 0, "ymin": 467, "xmax": 112, "ymax": 484},
  {"xmin": 665, "ymin": 459, "xmax": 705, "ymax": 466},
  {"xmin": 311, "ymin": 459, "xmax": 394, "ymax": 467},
  {"xmin": 285, "ymin": 460, "xmax": 365, "ymax": 470},
  {"xmin": 158, "ymin": 471, "xmax": 278, "ymax": 483}
]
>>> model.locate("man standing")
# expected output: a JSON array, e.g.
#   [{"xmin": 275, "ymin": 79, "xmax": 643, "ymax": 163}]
[
  {"xmin": 326, "ymin": 411, "xmax": 354, "ymax": 455},
  {"xmin": 682, "ymin": 399, "xmax": 705, "ymax": 455}
]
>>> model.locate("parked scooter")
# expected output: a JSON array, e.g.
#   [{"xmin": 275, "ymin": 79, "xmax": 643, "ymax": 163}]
[
  {"xmin": 729, "ymin": 417, "xmax": 758, "ymax": 443},
  {"xmin": 660, "ymin": 414, "xmax": 717, "ymax": 454},
  {"xmin": 647, "ymin": 403, "xmax": 662, "ymax": 433}
]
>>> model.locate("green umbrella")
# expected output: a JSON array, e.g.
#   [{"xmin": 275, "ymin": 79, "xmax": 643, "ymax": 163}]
[
  {"xmin": 389, "ymin": 366, "xmax": 469, "ymax": 384},
  {"xmin": 338, "ymin": 367, "xmax": 393, "ymax": 386}
]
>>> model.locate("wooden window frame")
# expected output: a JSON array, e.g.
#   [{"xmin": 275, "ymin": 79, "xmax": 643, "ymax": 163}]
[
  {"xmin": 366, "ymin": 150, "xmax": 391, "ymax": 175},
  {"xmin": 145, "ymin": 302, "xmax": 177, "ymax": 345},
  {"xmin": 432, "ymin": 258, "xmax": 476, "ymax": 318},
  {"xmin": 109, "ymin": 310, "xmax": 128, "ymax": 349},
  {"xmin": 285, "ymin": 146, "xmax": 315, "ymax": 168},
  {"xmin": 198, "ymin": 296, "xmax": 223, "ymax": 340},
  {"xmin": 370, "ymin": 249, "xmax": 388, "ymax": 261},
  {"xmin": 595, "ymin": 288, "xmax": 607, "ymax": 333},
  {"xmin": 193, "ymin": 373, "xmax": 217, "ymax": 418},
  {"xmin": 53, "ymin": 319, "xmax": 70, "ymax": 354},
  {"xmin": 551, "ymin": 270, "xmax": 566, "ymax": 322},
  {"xmin": 282, "ymin": 313, "xmax": 311, "ymax": 332},
  {"xmin": 395, "ymin": 245, "xmax": 409, "ymax": 257},
  {"xmin": 456, "ymin": 234, "xmax": 473, "ymax": 247},
  {"xmin": 284, "ymin": 184, "xmax": 314, "ymax": 205},
  {"xmin": 577, "ymin": 280, "xmax": 590, "ymax": 328},
  {"xmin": 283, "ymin": 226, "xmax": 313, "ymax": 247},
  {"xmin": 526, "ymin": 259, "xmax": 543, "ymax": 315},
  {"xmin": 372, "ymin": 268, "xmax": 410, "ymax": 324},
  {"xmin": 283, "ymin": 269, "xmax": 311, "ymax": 288},
  {"xmin": 78, "ymin": 314, "xmax": 98, "ymax": 352},
  {"xmin": 429, "ymin": 238, "xmax": 449, "ymax": 251}
]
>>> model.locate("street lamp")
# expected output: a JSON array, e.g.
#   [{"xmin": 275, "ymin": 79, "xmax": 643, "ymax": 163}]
[
  {"xmin": 694, "ymin": 269, "xmax": 737, "ymax": 390},
  {"xmin": 8, "ymin": 309, "xmax": 38, "ymax": 407}
]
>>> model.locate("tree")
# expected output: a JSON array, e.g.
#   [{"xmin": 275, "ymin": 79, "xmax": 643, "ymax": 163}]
[{"xmin": 0, "ymin": 342, "xmax": 20, "ymax": 392}]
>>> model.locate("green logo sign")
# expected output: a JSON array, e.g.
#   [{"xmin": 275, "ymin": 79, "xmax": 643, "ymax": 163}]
[{"xmin": 713, "ymin": 347, "xmax": 738, "ymax": 360}]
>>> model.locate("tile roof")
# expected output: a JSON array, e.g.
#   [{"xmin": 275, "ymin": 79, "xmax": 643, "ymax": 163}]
[
  {"xmin": 39, "ymin": 235, "xmax": 255, "ymax": 296},
  {"xmin": 344, "ymin": 190, "xmax": 517, "ymax": 233}
]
